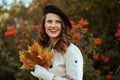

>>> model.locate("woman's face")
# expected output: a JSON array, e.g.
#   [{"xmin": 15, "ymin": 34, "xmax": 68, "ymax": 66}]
[{"xmin": 45, "ymin": 13, "xmax": 62, "ymax": 40}]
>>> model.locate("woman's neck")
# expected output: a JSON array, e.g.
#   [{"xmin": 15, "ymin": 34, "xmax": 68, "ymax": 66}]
[{"xmin": 50, "ymin": 38, "xmax": 59, "ymax": 47}]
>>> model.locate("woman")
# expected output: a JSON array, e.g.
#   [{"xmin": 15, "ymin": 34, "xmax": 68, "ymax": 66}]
[{"xmin": 31, "ymin": 5, "xmax": 83, "ymax": 80}]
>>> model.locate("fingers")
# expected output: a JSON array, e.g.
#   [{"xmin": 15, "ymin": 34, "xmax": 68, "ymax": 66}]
[
  {"xmin": 31, "ymin": 71, "xmax": 35, "ymax": 76},
  {"xmin": 35, "ymin": 65, "xmax": 43, "ymax": 69},
  {"xmin": 35, "ymin": 64, "xmax": 39, "ymax": 68}
]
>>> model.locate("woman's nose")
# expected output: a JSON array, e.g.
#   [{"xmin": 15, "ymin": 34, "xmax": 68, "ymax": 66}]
[{"xmin": 51, "ymin": 22, "xmax": 56, "ymax": 27}]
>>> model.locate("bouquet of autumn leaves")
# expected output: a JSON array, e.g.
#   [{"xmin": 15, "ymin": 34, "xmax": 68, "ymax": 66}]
[{"xmin": 19, "ymin": 41, "xmax": 53, "ymax": 69}]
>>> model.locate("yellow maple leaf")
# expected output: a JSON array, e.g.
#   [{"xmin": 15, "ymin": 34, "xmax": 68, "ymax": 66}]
[{"xmin": 19, "ymin": 41, "xmax": 53, "ymax": 70}]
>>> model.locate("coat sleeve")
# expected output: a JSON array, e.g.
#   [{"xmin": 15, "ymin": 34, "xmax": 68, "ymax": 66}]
[{"xmin": 65, "ymin": 44, "xmax": 83, "ymax": 80}]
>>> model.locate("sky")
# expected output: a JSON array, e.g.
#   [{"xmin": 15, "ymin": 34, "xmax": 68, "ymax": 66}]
[{"xmin": 0, "ymin": 0, "xmax": 32, "ymax": 9}]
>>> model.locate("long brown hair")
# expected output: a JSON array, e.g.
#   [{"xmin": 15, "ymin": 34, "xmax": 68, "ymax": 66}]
[{"xmin": 37, "ymin": 14, "xmax": 73, "ymax": 54}]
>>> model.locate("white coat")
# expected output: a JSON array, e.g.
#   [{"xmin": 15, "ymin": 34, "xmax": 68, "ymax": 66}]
[{"xmin": 48, "ymin": 43, "xmax": 83, "ymax": 80}]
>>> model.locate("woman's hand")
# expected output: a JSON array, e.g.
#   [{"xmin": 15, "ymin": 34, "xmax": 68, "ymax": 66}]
[{"xmin": 31, "ymin": 65, "xmax": 54, "ymax": 80}]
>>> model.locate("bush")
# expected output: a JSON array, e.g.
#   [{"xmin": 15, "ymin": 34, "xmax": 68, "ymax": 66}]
[{"xmin": 0, "ymin": 0, "xmax": 120, "ymax": 80}]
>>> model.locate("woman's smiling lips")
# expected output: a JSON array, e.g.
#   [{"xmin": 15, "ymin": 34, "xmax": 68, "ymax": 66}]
[{"xmin": 49, "ymin": 29, "xmax": 58, "ymax": 34}]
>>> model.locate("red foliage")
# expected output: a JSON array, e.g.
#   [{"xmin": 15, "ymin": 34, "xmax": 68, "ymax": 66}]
[
  {"xmin": 93, "ymin": 54, "xmax": 99, "ymax": 60},
  {"xmin": 82, "ymin": 28, "xmax": 88, "ymax": 34},
  {"xmin": 78, "ymin": 18, "xmax": 89, "ymax": 27},
  {"xmin": 73, "ymin": 33, "xmax": 82, "ymax": 39},
  {"xmin": 93, "ymin": 37, "xmax": 102, "ymax": 46},
  {"xmin": 115, "ymin": 29, "xmax": 120, "ymax": 37},
  {"xmin": 4, "ymin": 26, "xmax": 16, "ymax": 37},
  {"xmin": 106, "ymin": 74, "xmax": 112, "ymax": 80},
  {"xmin": 41, "ymin": 0, "xmax": 49, "ymax": 6},
  {"xmin": 32, "ymin": 25, "xmax": 40, "ymax": 30},
  {"xmin": 100, "ymin": 54, "xmax": 109, "ymax": 63}
]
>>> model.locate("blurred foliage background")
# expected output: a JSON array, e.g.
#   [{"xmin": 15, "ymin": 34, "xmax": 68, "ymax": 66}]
[{"xmin": 0, "ymin": 0, "xmax": 120, "ymax": 80}]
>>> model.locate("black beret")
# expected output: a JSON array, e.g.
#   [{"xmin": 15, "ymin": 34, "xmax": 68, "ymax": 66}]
[{"xmin": 43, "ymin": 5, "xmax": 72, "ymax": 30}]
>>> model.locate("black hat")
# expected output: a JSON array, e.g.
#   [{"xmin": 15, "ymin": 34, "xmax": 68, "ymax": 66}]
[{"xmin": 43, "ymin": 5, "xmax": 72, "ymax": 30}]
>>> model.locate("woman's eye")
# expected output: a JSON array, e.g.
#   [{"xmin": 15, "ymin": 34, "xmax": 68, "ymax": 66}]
[
  {"xmin": 47, "ymin": 20, "xmax": 52, "ymax": 23},
  {"xmin": 56, "ymin": 21, "xmax": 61, "ymax": 24}
]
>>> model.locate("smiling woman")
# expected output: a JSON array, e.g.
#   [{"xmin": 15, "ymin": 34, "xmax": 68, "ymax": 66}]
[{"xmin": 30, "ymin": 5, "xmax": 83, "ymax": 80}]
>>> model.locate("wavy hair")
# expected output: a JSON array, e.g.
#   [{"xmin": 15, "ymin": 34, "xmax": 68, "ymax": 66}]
[{"xmin": 37, "ymin": 14, "xmax": 73, "ymax": 54}]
